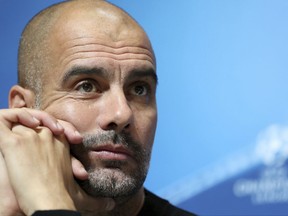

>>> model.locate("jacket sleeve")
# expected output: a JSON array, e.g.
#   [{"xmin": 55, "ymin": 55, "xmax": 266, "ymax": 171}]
[{"xmin": 32, "ymin": 210, "xmax": 81, "ymax": 216}]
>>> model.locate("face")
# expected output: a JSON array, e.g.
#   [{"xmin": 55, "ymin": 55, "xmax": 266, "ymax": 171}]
[{"xmin": 39, "ymin": 10, "xmax": 157, "ymax": 198}]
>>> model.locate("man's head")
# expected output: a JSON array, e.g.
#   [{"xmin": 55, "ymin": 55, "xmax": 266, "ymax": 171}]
[{"xmin": 11, "ymin": 0, "xmax": 157, "ymax": 199}]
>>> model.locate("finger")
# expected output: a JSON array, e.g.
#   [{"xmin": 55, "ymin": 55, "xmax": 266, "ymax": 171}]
[
  {"xmin": 22, "ymin": 109, "xmax": 83, "ymax": 142},
  {"xmin": 22, "ymin": 108, "xmax": 64, "ymax": 135},
  {"xmin": 58, "ymin": 120, "xmax": 82, "ymax": 144},
  {"xmin": 6, "ymin": 124, "xmax": 76, "ymax": 215},
  {"xmin": 71, "ymin": 157, "xmax": 88, "ymax": 181},
  {"xmin": 0, "ymin": 109, "xmax": 40, "ymax": 132},
  {"xmin": 0, "ymin": 108, "xmax": 63, "ymax": 135},
  {"xmin": 3, "ymin": 124, "xmax": 40, "ymax": 156},
  {"xmin": 0, "ymin": 108, "xmax": 82, "ymax": 144}
]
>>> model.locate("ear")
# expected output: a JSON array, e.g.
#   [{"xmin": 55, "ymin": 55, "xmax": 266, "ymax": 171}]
[{"xmin": 9, "ymin": 85, "xmax": 35, "ymax": 108}]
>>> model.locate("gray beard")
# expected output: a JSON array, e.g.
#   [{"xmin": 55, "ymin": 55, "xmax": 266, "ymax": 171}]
[
  {"xmin": 77, "ymin": 131, "xmax": 151, "ymax": 199},
  {"xmin": 81, "ymin": 165, "xmax": 146, "ymax": 198}
]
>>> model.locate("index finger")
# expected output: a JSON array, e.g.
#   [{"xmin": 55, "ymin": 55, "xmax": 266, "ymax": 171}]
[{"xmin": 0, "ymin": 108, "xmax": 40, "ymax": 134}]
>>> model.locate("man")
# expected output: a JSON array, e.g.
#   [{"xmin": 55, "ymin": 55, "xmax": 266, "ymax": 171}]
[{"xmin": 0, "ymin": 0, "xmax": 196, "ymax": 215}]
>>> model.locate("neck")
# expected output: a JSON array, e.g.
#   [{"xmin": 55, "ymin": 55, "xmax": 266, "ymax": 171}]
[
  {"xmin": 112, "ymin": 187, "xmax": 145, "ymax": 216},
  {"xmin": 81, "ymin": 187, "xmax": 145, "ymax": 216}
]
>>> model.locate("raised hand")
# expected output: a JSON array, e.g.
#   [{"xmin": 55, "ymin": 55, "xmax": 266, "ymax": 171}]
[
  {"xmin": 0, "ymin": 108, "xmax": 69, "ymax": 216},
  {"xmin": 1, "ymin": 124, "xmax": 76, "ymax": 215},
  {"xmin": 0, "ymin": 108, "xmax": 115, "ymax": 215}
]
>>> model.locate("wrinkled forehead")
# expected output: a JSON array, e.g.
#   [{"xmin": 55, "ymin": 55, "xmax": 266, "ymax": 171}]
[{"xmin": 48, "ymin": 5, "xmax": 155, "ymax": 61}]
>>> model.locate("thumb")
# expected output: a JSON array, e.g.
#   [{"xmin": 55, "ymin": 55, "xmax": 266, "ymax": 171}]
[{"xmin": 71, "ymin": 157, "xmax": 88, "ymax": 181}]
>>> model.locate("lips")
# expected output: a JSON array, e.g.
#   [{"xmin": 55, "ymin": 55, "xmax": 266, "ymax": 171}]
[{"xmin": 88, "ymin": 144, "xmax": 133, "ymax": 161}]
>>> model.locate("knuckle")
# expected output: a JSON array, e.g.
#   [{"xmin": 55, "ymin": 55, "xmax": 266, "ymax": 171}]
[
  {"xmin": 39, "ymin": 126, "xmax": 53, "ymax": 136},
  {"xmin": 2, "ymin": 135, "xmax": 22, "ymax": 148},
  {"xmin": 12, "ymin": 125, "xmax": 38, "ymax": 141},
  {"xmin": 22, "ymin": 129, "xmax": 38, "ymax": 142},
  {"xmin": 7, "ymin": 136, "xmax": 20, "ymax": 146}
]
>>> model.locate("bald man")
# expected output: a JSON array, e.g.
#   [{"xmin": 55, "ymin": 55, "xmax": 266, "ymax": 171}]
[{"xmin": 0, "ymin": 0, "xmax": 195, "ymax": 216}]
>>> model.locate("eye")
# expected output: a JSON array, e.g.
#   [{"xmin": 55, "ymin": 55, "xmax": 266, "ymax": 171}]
[
  {"xmin": 75, "ymin": 80, "xmax": 99, "ymax": 93},
  {"xmin": 131, "ymin": 84, "xmax": 149, "ymax": 96}
]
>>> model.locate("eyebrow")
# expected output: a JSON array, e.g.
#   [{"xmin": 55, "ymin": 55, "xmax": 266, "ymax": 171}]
[
  {"xmin": 61, "ymin": 66, "xmax": 108, "ymax": 84},
  {"xmin": 61, "ymin": 66, "xmax": 158, "ymax": 85},
  {"xmin": 128, "ymin": 68, "xmax": 158, "ymax": 85}
]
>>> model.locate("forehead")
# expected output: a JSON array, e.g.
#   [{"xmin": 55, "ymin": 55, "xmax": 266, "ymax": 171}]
[
  {"xmin": 50, "ymin": 4, "xmax": 153, "ymax": 48},
  {"xmin": 49, "ymin": 7, "xmax": 155, "ymax": 63},
  {"xmin": 43, "ymin": 7, "xmax": 156, "ymax": 83}
]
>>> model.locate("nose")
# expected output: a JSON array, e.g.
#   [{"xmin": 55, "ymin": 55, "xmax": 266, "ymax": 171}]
[{"xmin": 97, "ymin": 89, "xmax": 133, "ymax": 133}]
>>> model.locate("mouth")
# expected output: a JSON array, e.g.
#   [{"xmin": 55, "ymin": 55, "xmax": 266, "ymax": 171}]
[{"xmin": 88, "ymin": 144, "xmax": 133, "ymax": 161}]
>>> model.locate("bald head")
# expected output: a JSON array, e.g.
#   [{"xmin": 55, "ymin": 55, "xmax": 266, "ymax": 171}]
[{"xmin": 18, "ymin": 0, "xmax": 154, "ymax": 106}]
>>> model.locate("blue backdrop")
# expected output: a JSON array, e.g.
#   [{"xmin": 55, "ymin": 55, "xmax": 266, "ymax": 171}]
[{"xmin": 1, "ymin": 1, "xmax": 288, "ymax": 215}]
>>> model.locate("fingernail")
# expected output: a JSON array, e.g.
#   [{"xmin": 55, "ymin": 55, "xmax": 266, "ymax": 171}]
[
  {"xmin": 33, "ymin": 116, "xmax": 40, "ymax": 124},
  {"xmin": 74, "ymin": 130, "xmax": 82, "ymax": 138},
  {"xmin": 56, "ymin": 122, "xmax": 64, "ymax": 130},
  {"xmin": 81, "ymin": 167, "xmax": 88, "ymax": 176}
]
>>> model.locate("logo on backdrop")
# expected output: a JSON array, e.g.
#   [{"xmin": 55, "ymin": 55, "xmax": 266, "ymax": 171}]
[{"xmin": 233, "ymin": 124, "xmax": 288, "ymax": 204}]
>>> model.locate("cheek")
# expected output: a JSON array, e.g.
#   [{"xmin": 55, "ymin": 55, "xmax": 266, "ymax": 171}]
[
  {"xmin": 135, "ymin": 111, "xmax": 157, "ymax": 149},
  {"xmin": 45, "ymin": 101, "xmax": 99, "ymax": 133}
]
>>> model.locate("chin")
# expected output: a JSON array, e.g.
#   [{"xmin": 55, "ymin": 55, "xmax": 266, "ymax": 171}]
[{"xmin": 80, "ymin": 166, "xmax": 147, "ymax": 198}]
